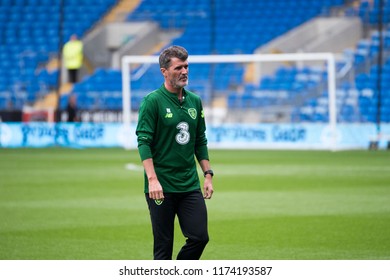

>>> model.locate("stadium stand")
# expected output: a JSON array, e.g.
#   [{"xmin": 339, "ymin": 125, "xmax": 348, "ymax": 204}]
[
  {"xmin": 0, "ymin": 0, "xmax": 117, "ymax": 111},
  {"xmin": 293, "ymin": 22, "xmax": 390, "ymax": 123},
  {"xmin": 1, "ymin": 0, "xmax": 389, "ymax": 124},
  {"xmin": 64, "ymin": 0, "xmax": 346, "ymax": 112}
]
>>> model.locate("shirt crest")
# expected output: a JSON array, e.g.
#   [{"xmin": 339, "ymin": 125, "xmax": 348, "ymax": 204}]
[{"xmin": 188, "ymin": 108, "xmax": 197, "ymax": 120}]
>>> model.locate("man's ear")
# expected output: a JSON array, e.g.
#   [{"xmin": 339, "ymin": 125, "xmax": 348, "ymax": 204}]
[{"xmin": 160, "ymin": 68, "xmax": 167, "ymax": 77}]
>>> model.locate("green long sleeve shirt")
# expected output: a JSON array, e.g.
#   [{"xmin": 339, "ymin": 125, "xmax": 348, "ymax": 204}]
[{"xmin": 136, "ymin": 84, "xmax": 209, "ymax": 193}]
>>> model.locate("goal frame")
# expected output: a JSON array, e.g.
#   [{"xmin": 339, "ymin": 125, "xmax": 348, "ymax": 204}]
[{"xmin": 121, "ymin": 53, "xmax": 337, "ymax": 150}]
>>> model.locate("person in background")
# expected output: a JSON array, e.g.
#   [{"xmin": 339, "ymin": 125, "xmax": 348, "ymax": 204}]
[
  {"xmin": 136, "ymin": 45, "xmax": 214, "ymax": 260},
  {"xmin": 63, "ymin": 34, "xmax": 83, "ymax": 84}
]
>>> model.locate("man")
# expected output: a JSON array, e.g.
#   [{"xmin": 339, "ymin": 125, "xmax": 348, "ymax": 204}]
[
  {"xmin": 63, "ymin": 34, "xmax": 83, "ymax": 83},
  {"xmin": 136, "ymin": 45, "xmax": 214, "ymax": 260}
]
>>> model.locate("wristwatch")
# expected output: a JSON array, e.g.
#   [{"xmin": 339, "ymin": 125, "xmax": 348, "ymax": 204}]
[{"xmin": 204, "ymin": 170, "xmax": 214, "ymax": 177}]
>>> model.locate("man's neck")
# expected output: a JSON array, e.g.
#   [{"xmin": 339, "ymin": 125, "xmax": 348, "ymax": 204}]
[{"xmin": 164, "ymin": 83, "xmax": 183, "ymax": 97}]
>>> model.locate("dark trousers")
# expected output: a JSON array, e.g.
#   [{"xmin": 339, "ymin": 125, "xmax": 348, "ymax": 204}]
[
  {"xmin": 68, "ymin": 69, "xmax": 78, "ymax": 83},
  {"xmin": 145, "ymin": 190, "xmax": 209, "ymax": 260}
]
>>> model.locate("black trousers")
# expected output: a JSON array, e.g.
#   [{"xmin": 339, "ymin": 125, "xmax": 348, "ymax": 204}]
[
  {"xmin": 68, "ymin": 69, "xmax": 79, "ymax": 83},
  {"xmin": 145, "ymin": 190, "xmax": 209, "ymax": 260}
]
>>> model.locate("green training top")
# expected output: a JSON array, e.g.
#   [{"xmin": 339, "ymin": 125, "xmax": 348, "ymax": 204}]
[{"xmin": 136, "ymin": 84, "xmax": 209, "ymax": 193}]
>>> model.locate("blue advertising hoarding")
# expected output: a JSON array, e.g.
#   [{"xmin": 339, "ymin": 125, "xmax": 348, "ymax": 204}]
[{"xmin": 0, "ymin": 122, "xmax": 389, "ymax": 150}]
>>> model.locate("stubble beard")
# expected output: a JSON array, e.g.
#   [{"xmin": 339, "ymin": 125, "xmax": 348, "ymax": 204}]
[{"xmin": 171, "ymin": 76, "xmax": 189, "ymax": 90}]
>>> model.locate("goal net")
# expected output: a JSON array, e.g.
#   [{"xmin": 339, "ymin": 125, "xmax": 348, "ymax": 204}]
[{"xmin": 121, "ymin": 53, "xmax": 337, "ymax": 150}]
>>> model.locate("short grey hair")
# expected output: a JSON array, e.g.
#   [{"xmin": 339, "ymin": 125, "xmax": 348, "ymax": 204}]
[{"xmin": 159, "ymin": 45, "xmax": 188, "ymax": 69}]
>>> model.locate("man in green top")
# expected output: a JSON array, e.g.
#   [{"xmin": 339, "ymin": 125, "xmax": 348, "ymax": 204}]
[{"xmin": 136, "ymin": 45, "xmax": 214, "ymax": 260}]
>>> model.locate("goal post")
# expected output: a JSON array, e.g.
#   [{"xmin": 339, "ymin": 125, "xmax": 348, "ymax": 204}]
[{"xmin": 121, "ymin": 53, "xmax": 337, "ymax": 150}]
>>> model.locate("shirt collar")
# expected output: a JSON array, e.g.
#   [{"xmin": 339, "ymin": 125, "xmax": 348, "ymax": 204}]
[{"xmin": 160, "ymin": 84, "xmax": 187, "ymax": 102}]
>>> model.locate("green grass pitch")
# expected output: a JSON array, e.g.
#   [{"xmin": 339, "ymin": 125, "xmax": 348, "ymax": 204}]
[{"xmin": 0, "ymin": 148, "xmax": 389, "ymax": 260}]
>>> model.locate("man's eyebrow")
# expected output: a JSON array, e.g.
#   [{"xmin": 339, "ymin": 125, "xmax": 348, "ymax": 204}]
[{"xmin": 174, "ymin": 63, "xmax": 188, "ymax": 69}]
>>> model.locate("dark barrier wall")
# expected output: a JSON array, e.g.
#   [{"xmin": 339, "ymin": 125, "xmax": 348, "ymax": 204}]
[{"xmin": 0, "ymin": 111, "xmax": 22, "ymax": 122}]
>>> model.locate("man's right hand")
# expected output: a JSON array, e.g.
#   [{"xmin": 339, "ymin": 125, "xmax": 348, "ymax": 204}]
[{"xmin": 148, "ymin": 177, "xmax": 164, "ymax": 200}]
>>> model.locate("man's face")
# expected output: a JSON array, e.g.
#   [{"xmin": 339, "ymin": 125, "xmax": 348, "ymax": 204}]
[{"xmin": 162, "ymin": 57, "xmax": 189, "ymax": 90}]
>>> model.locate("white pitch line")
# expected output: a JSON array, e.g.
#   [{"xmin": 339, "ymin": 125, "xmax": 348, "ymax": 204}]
[{"xmin": 125, "ymin": 163, "xmax": 144, "ymax": 171}]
